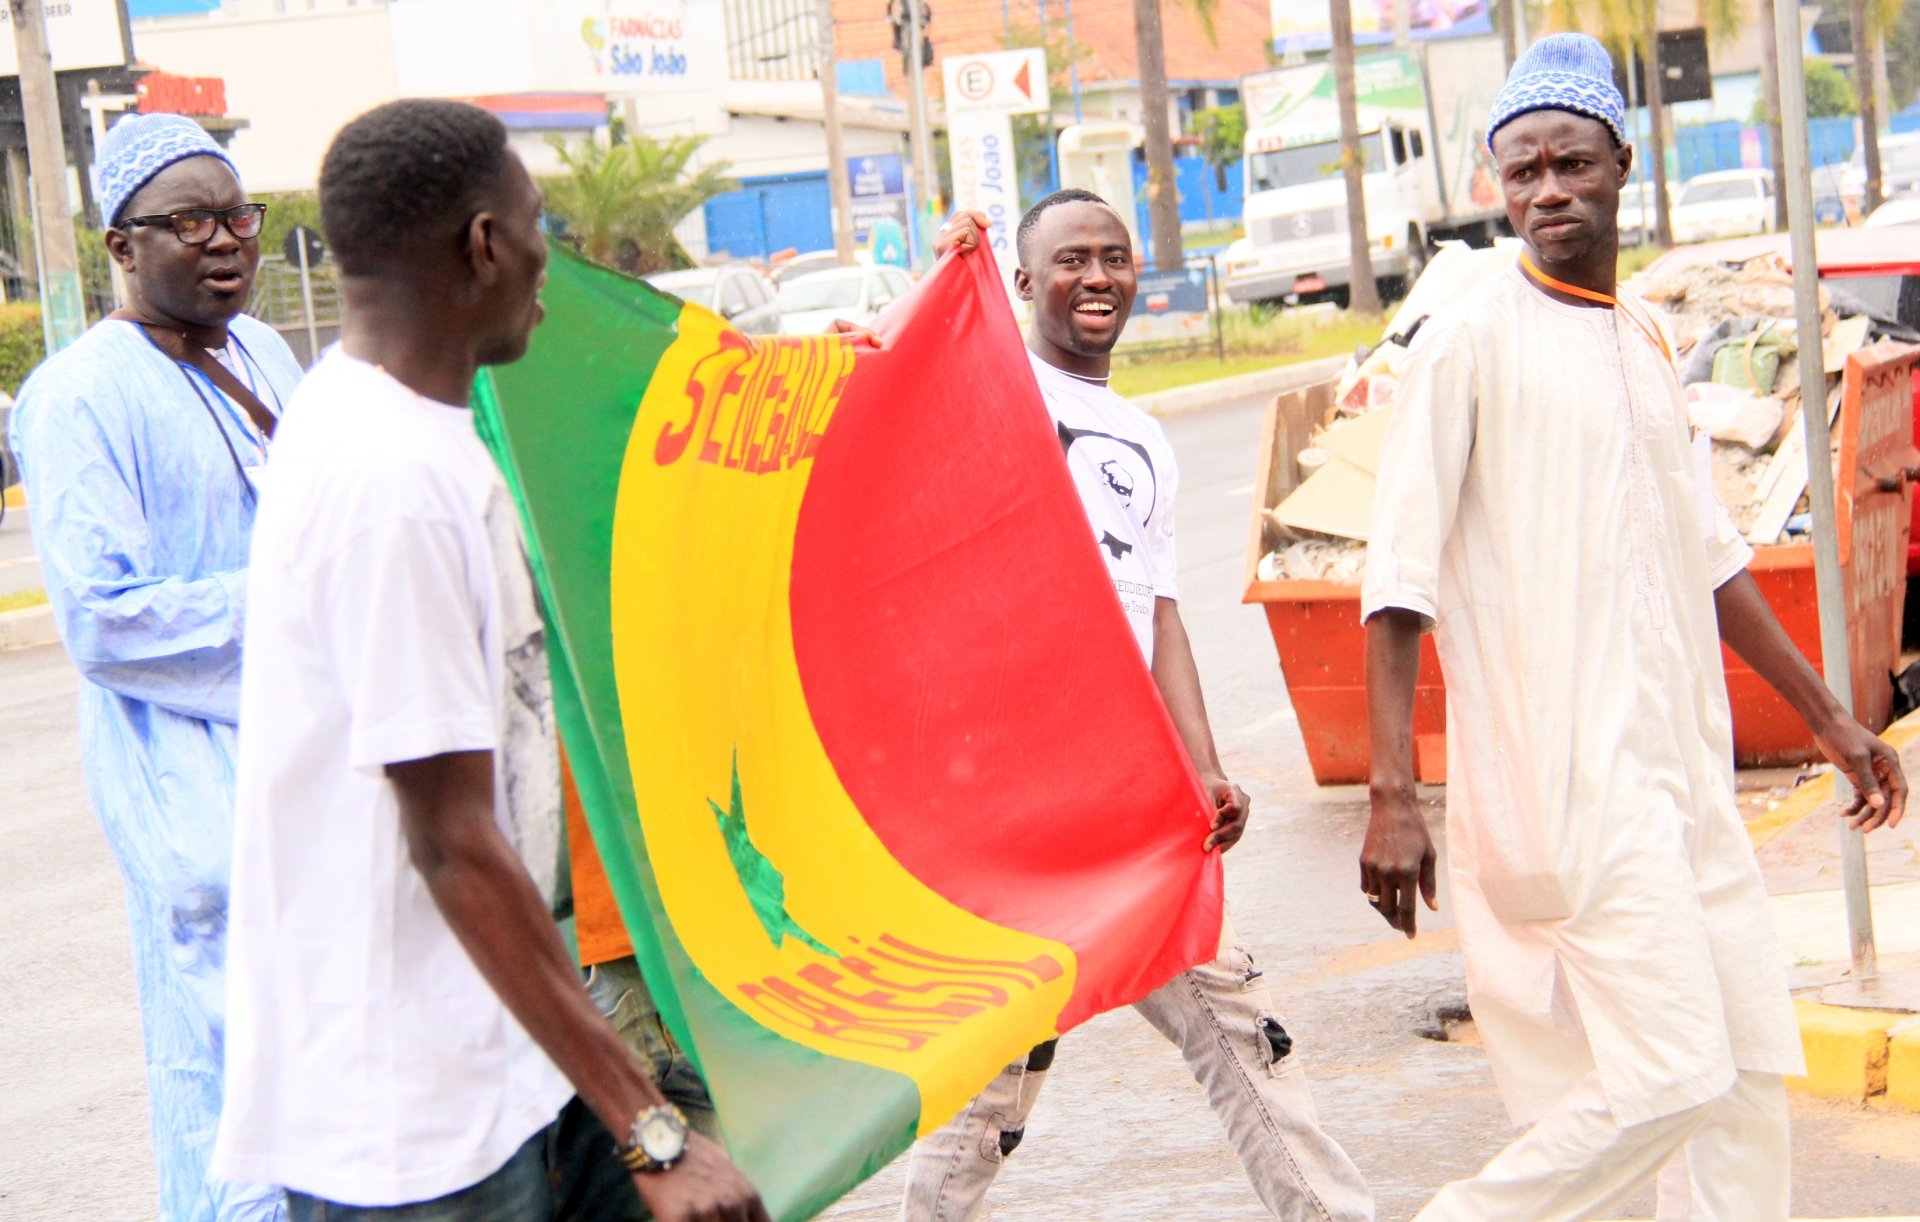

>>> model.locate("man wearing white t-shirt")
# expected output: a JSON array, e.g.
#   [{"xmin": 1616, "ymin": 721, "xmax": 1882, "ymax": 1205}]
[
  {"xmin": 212, "ymin": 100, "xmax": 766, "ymax": 1222},
  {"xmin": 904, "ymin": 195, "xmax": 1373, "ymax": 1221}
]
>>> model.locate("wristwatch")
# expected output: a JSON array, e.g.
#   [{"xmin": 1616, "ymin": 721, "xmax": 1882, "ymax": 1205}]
[{"xmin": 616, "ymin": 1103, "xmax": 688, "ymax": 1174}]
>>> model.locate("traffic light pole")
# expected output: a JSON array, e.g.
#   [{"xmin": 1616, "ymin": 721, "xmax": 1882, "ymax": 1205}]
[
  {"xmin": 905, "ymin": 0, "xmax": 937, "ymax": 265},
  {"xmin": 11, "ymin": 0, "xmax": 86, "ymax": 352}
]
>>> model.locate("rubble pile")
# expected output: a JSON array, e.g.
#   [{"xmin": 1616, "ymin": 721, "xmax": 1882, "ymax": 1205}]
[{"xmin": 1255, "ymin": 246, "xmax": 1889, "ymax": 586}]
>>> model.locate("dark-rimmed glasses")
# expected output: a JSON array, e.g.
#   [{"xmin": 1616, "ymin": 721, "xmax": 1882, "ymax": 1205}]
[{"xmin": 120, "ymin": 203, "xmax": 268, "ymax": 245}]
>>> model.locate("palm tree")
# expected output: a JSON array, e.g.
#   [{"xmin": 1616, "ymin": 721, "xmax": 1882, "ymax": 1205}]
[
  {"xmin": 1851, "ymin": 0, "xmax": 1905, "ymax": 212},
  {"xmin": 1134, "ymin": 0, "xmax": 1184, "ymax": 271},
  {"xmin": 1330, "ymin": 0, "xmax": 1381, "ymax": 314},
  {"xmin": 540, "ymin": 135, "xmax": 738, "ymax": 276}
]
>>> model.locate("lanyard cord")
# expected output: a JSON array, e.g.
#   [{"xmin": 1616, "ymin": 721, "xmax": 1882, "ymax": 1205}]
[
  {"xmin": 1518, "ymin": 251, "xmax": 1674, "ymax": 371},
  {"xmin": 129, "ymin": 323, "xmax": 260, "ymax": 506}
]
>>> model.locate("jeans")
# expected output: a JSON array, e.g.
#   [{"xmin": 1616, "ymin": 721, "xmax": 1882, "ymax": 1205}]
[
  {"xmin": 583, "ymin": 956, "xmax": 721, "ymax": 1142},
  {"xmin": 283, "ymin": 1097, "xmax": 644, "ymax": 1221},
  {"xmin": 900, "ymin": 917, "xmax": 1375, "ymax": 1221}
]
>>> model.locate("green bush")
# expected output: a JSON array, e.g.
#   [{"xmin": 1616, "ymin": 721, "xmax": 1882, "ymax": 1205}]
[
  {"xmin": 257, "ymin": 191, "xmax": 322, "ymax": 258},
  {"xmin": 0, "ymin": 302, "xmax": 45, "ymax": 396}
]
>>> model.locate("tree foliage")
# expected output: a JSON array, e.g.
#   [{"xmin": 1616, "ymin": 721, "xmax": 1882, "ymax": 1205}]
[
  {"xmin": 540, "ymin": 134, "xmax": 737, "ymax": 276},
  {"xmin": 1748, "ymin": 59, "xmax": 1859, "ymax": 122},
  {"xmin": 1192, "ymin": 103, "xmax": 1245, "ymax": 191}
]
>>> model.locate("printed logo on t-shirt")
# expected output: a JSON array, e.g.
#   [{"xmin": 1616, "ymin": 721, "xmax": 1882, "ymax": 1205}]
[{"xmin": 1057, "ymin": 422, "xmax": 1159, "ymax": 525}]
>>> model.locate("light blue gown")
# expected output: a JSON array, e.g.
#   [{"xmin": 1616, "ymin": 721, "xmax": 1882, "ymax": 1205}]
[{"xmin": 10, "ymin": 315, "xmax": 303, "ymax": 1222}]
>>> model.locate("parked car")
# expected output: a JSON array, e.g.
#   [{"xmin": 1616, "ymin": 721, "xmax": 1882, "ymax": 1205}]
[
  {"xmin": 1865, "ymin": 194, "xmax": 1920, "ymax": 230},
  {"xmin": 642, "ymin": 265, "xmax": 782, "ymax": 334},
  {"xmin": 1842, "ymin": 132, "xmax": 1920, "ymax": 214},
  {"xmin": 775, "ymin": 265, "xmax": 915, "ymax": 335},
  {"xmin": 770, "ymin": 250, "xmax": 851, "ymax": 283},
  {"xmin": 1616, "ymin": 179, "xmax": 1681, "ymax": 242},
  {"xmin": 1670, "ymin": 169, "xmax": 1776, "ymax": 244}
]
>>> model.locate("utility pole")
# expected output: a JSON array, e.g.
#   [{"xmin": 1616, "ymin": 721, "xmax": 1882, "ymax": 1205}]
[
  {"xmin": 11, "ymin": 0, "xmax": 85, "ymax": 352},
  {"xmin": 1775, "ymin": 0, "xmax": 1876, "ymax": 982},
  {"xmin": 817, "ymin": 0, "xmax": 855, "ymax": 262},
  {"xmin": 1329, "ymin": 0, "xmax": 1380, "ymax": 315}
]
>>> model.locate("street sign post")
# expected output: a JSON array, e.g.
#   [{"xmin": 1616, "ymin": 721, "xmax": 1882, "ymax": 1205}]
[
  {"xmin": 942, "ymin": 49, "xmax": 1048, "ymax": 297},
  {"xmin": 283, "ymin": 225, "xmax": 325, "ymax": 366}
]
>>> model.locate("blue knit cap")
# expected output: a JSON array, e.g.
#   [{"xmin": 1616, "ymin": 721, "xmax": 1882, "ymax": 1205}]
[
  {"xmin": 1486, "ymin": 33, "xmax": 1627, "ymax": 153},
  {"xmin": 95, "ymin": 113, "xmax": 239, "ymax": 227}
]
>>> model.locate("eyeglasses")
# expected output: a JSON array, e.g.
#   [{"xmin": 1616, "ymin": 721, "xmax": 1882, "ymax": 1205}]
[{"xmin": 120, "ymin": 203, "xmax": 268, "ymax": 245}]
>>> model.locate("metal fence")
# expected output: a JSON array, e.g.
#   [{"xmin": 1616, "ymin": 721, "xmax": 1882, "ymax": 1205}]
[{"xmin": 247, "ymin": 253, "xmax": 339, "ymax": 367}]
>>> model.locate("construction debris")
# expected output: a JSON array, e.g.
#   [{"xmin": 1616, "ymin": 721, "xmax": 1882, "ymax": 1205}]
[{"xmin": 1257, "ymin": 247, "xmax": 1890, "ymax": 586}]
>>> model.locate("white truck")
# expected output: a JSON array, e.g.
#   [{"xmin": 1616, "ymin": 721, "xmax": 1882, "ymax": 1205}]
[{"xmin": 1223, "ymin": 37, "xmax": 1509, "ymax": 306}]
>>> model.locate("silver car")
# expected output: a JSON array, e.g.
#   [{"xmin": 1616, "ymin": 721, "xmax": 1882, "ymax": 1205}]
[{"xmin": 642, "ymin": 265, "xmax": 782, "ymax": 334}]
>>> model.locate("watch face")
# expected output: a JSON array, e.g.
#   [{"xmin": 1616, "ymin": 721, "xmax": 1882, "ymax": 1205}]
[{"xmin": 638, "ymin": 1109, "xmax": 687, "ymax": 1162}]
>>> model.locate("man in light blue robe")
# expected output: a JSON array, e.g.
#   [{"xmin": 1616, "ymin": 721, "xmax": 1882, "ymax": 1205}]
[{"xmin": 9, "ymin": 114, "xmax": 302, "ymax": 1221}]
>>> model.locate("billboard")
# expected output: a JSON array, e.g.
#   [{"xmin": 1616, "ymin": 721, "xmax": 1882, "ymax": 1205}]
[
  {"xmin": 1270, "ymin": 0, "xmax": 1491, "ymax": 56},
  {"xmin": 847, "ymin": 152, "xmax": 907, "ymax": 240},
  {"xmin": 391, "ymin": 0, "xmax": 725, "ymax": 97},
  {"xmin": 0, "ymin": 1, "xmax": 127, "ymax": 77}
]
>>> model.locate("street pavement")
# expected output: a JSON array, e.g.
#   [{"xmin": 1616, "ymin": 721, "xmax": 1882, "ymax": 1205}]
[
  {"xmin": 5, "ymin": 391, "xmax": 1920, "ymax": 1219},
  {"xmin": 0, "ymin": 502, "xmax": 42, "ymax": 597}
]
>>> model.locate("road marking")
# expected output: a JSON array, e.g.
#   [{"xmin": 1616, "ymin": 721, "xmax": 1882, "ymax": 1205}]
[
  {"xmin": 0, "ymin": 555, "xmax": 38, "ymax": 571},
  {"xmin": 1224, "ymin": 482, "xmax": 1254, "ymax": 497}
]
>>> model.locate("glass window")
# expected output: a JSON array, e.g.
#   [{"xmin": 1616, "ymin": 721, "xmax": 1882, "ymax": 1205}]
[
  {"xmin": 717, "ymin": 275, "xmax": 751, "ymax": 316},
  {"xmin": 1391, "ymin": 128, "xmax": 1407, "ymax": 165},
  {"xmin": 1410, "ymin": 130, "xmax": 1424, "ymax": 158},
  {"xmin": 1248, "ymin": 135, "xmax": 1384, "ymax": 193},
  {"xmin": 744, "ymin": 274, "xmax": 773, "ymax": 307},
  {"xmin": 882, "ymin": 269, "xmax": 912, "ymax": 297}
]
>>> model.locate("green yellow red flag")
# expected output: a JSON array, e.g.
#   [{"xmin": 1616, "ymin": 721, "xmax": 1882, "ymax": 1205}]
[{"xmin": 473, "ymin": 241, "xmax": 1224, "ymax": 1219}]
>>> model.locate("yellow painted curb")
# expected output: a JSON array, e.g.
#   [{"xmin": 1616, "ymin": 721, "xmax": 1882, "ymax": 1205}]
[
  {"xmin": 1889, "ymin": 1017, "xmax": 1920, "ymax": 1112},
  {"xmin": 1747, "ymin": 711, "xmax": 1920, "ymax": 851},
  {"xmin": 2, "ymin": 483, "xmax": 21, "ymax": 508},
  {"xmin": 1790, "ymin": 1000, "xmax": 1891, "ymax": 1100}
]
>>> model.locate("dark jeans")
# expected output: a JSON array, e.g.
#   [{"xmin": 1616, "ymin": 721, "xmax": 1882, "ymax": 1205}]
[{"xmin": 284, "ymin": 1097, "xmax": 645, "ymax": 1221}]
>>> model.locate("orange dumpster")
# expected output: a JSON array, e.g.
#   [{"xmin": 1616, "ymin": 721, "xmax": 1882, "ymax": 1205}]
[{"xmin": 1244, "ymin": 344, "xmax": 1920, "ymax": 786}]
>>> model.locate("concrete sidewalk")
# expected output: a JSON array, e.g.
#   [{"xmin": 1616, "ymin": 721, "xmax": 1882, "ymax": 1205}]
[{"xmin": 1755, "ymin": 711, "xmax": 1920, "ymax": 1110}]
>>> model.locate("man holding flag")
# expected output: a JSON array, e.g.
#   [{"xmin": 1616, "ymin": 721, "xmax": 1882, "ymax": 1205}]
[{"xmin": 919, "ymin": 194, "xmax": 1373, "ymax": 1221}]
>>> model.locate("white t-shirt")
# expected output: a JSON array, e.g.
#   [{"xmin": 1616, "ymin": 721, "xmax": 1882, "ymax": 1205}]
[
  {"xmin": 212, "ymin": 351, "xmax": 572, "ymax": 1206},
  {"xmin": 1028, "ymin": 351, "xmax": 1180, "ymax": 660}
]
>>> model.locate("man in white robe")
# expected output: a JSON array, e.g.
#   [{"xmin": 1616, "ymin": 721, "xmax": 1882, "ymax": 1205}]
[{"xmin": 1360, "ymin": 34, "xmax": 1906, "ymax": 1220}]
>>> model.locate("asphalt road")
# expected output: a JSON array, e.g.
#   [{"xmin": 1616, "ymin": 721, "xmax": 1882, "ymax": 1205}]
[
  {"xmin": 0, "ymin": 503, "xmax": 41, "ymax": 597},
  {"xmin": 5, "ymin": 391, "xmax": 1920, "ymax": 1220}
]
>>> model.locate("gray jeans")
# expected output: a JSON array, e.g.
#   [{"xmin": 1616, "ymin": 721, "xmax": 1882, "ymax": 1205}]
[{"xmin": 899, "ymin": 917, "xmax": 1375, "ymax": 1221}]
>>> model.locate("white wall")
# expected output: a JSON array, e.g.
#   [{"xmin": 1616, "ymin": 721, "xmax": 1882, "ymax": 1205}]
[
  {"xmin": 703, "ymin": 114, "xmax": 907, "ymax": 180},
  {"xmin": 132, "ymin": 6, "xmax": 398, "ymax": 192}
]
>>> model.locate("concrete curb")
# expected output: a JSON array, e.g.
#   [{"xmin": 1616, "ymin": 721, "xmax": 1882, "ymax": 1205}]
[
  {"xmin": 1746, "ymin": 709, "xmax": 1920, "ymax": 852},
  {"xmin": 1753, "ymin": 710, "xmax": 1920, "ymax": 1107},
  {"xmin": 0, "ymin": 602, "xmax": 55, "ymax": 651},
  {"xmin": 1134, "ymin": 354, "xmax": 1349, "ymax": 419}
]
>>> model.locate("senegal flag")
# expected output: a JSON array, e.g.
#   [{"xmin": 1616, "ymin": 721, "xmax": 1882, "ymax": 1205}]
[{"xmin": 474, "ymin": 240, "xmax": 1224, "ymax": 1218}]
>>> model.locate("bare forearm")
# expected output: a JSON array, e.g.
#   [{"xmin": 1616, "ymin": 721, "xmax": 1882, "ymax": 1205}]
[
  {"xmin": 1365, "ymin": 610, "xmax": 1423, "ymax": 798},
  {"xmin": 393, "ymin": 755, "xmax": 664, "ymax": 1139},
  {"xmin": 1150, "ymin": 600, "xmax": 1224, "ymax": 778},
  {"xmin": 1714, "ymin": 570, "xmax": 1848, "ymax": 731}
]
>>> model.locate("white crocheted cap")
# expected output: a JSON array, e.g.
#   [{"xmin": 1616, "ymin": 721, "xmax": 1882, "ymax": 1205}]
[{"xmin": 1487, "ymin": 33, "xmax": 1628, "ymax": 153}]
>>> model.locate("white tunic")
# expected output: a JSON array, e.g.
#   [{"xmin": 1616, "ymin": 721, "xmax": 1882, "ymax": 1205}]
[{"xmin": 1362, "ymin": 267, "xmax": 1806, "ymax": 1128}]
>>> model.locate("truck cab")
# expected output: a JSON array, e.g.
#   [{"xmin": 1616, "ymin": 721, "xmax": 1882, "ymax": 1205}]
[{"xmin": 1225, "ymin": 121, "xmax": 1439, "ymax": 306}]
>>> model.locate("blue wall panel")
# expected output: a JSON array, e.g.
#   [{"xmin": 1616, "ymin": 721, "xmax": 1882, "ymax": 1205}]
[{"xmin": 702, "ymin": 172, "xmax": 834, "ymax": 261}]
